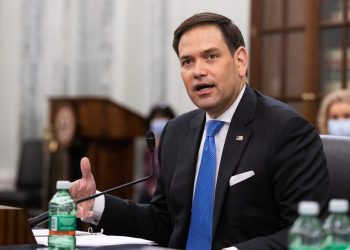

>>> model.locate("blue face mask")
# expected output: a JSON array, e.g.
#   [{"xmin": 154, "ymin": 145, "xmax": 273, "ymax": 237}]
[
  {"xmin": 150, "ymin": 118, "xmax": 169, "ymax": 137},
  {"xmin": 327, "ymin": 118, "xmax": 350, "ymax": 136}
]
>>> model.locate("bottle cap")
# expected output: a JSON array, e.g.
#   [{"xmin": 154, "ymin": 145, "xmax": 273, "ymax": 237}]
[
  {"xmin": 56, "ymin": 180, "xmax": 71, "ymax": 190},
  {"xmin": 329, "ymin": 199, "xmax": 349, "ymax": 213},
  {"xmin": 298, "ymin": 201, "xmax": 319, "ymax": 215}
]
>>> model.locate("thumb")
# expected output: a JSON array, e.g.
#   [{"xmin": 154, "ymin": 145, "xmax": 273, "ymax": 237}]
[{"xmin": 80, "ymin": 157, "xmax": 93, "ymax": 180}]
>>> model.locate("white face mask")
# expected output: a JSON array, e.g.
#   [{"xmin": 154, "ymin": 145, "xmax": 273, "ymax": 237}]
[
  {"xmin": 150, "ymin": 118, "xmax": 169, "ymax": 137},
  {"xmin": 327, "ymin": 118, "xmax": 350, "ymax": 136}
]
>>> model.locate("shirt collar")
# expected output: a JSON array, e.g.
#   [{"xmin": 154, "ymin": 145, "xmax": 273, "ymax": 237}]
[{"xmin": 206, "ymin": 84, "xmax": 246, "ymax": 123}]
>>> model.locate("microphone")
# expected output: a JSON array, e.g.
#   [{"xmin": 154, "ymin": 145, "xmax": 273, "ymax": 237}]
[{"xmin": 28, "ymin": 131, "xmax": 156, "ymax": 228}]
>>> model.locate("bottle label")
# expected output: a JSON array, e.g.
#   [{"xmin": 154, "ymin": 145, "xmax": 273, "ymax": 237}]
[
  {"xmin": 324, "ymin": 243, "xmax": 350, "ymax": 250},
  {"xmin": 289, "ymin": 246, "xmax": 320, "ymax": 250},
  {"xmin": 50, "ymin": 215, "xmax": 76, "ymax": 231}
]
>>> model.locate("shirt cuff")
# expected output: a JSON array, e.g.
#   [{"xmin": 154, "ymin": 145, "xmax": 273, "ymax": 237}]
[
  {"xmin": 81, "ymin": 191, "xmax": 105, "ymax": 225},
  {"xmin": 222, "ymin": 247, "xmax": 238, "ymax": 250}
]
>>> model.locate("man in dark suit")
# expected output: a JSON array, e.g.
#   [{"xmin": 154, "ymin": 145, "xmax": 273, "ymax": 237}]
[{"xmin": 70, "ymin": 12, "xmax": 329, "ymax": 249}]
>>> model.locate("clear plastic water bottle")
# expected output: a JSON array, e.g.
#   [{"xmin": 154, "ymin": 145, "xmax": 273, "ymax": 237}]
[
  {"xmin": 48, "ymin": 180, "xmax": 76, "ymax": 249},
  {"xmin": 289, "ymin": 201, "xmax": 323, "ymax": 250},
  {"xmin": 322, "ymin": 199, "xmax": 350, "ymax": 250}
]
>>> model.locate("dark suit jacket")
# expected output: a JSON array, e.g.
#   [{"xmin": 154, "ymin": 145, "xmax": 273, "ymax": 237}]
[{"xmin": 97, "ymin": 85, "xmax": 329, "ymax": 250}]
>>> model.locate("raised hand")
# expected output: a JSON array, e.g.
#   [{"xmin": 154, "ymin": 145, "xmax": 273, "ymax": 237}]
[{"xmin": 70, "ymin": 157, "xmax": 96, "ymax": 218}]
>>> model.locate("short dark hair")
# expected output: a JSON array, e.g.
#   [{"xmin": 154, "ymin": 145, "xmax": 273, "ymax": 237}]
[
  {"xmin": 148, "ymin": 104, "xmax": 176, "ymax": 125},
  {"xmin": 172, "ymin": 12, "xmax": 245, "ymax": 57}
]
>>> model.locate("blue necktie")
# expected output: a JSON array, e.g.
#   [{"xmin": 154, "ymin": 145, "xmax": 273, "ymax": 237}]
[{"xmin": 186, "ymin": 120, "xmax": 225, "ymax": 250}]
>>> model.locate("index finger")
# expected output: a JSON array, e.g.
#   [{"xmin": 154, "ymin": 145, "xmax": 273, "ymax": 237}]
[{"xmin": 81, "ymin": 157, "xmax": 93, "ymax": 180}]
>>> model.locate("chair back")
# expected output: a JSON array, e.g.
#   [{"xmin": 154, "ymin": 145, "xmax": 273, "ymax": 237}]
[
  {"xmin": 16, "ymin": 140, "xmax": 43, "ymax": 190},
  {"xmin": 320, "ymin": 135, "xmax": 350, "ymax": 201}
]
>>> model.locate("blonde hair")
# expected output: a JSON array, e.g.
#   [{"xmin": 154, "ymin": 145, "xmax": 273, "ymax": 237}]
[{"xmin": 317, "ymin": 89, "xmax": 350, "ymax": 134}]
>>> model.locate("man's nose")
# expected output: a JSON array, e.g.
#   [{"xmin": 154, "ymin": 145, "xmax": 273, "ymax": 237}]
[{"xmin": 193, "ymin": 60, "xmax": 207, "ymax": 79}]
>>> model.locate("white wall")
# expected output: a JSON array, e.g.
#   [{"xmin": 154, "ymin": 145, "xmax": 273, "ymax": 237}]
[
  {"xmin": 0, "ymin": 0, "xmax": 21, "ymax": 188},
  {"xmin": 111, "ymin": 0, "xmax": 149, "ymax": 114},
  {"xmin": 0, "ymin": 0, "xmax": 251, "ymax": 187}
]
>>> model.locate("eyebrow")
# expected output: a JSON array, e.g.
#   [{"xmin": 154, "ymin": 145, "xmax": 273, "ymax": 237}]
[
  {"xmin": 202, "ymin": 47, "xmax": 220, "ymax": 55},
  {"xmin": 179, "ymin": 47, "xmax": 220, "ymax": 61},
  {"xmin": 179, "ymin": 55, "xmax": 191, "ymax": 62}
]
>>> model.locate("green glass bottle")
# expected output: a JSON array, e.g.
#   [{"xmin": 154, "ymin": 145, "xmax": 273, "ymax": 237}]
[
  {"xmin": 323, "ymin": 199, "xmax": 350, "ymax": 250},
  {"xmin": 48, "ymin": 180, "xmax": 76, "ymax": 249},
  {"xmin": 289, "ymin": 201, "xmax": 323, "ymax": 250}
]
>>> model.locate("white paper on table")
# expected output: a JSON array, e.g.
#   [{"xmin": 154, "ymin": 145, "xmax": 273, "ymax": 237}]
[{"xmin": 33, "ymin": 229, "xmax": 154, "ymax": 247}]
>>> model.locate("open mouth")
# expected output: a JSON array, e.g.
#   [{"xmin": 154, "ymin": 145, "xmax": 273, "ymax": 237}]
[{"xmin": 195, "ymin": 83, "xmax": 215, "ymax": 91}]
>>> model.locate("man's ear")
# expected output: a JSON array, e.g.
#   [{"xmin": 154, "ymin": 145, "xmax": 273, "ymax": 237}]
[{"xmin": 234, "ymin": 46, "xmax": 248, "ymax": 78}]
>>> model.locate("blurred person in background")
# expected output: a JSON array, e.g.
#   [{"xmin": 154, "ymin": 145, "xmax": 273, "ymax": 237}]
[
  {"xmin": 139, "ymin": 104, "xmax": 176, "ymax": 203},
  {"xmin": 317, "ymin": 89, "xmax": 350, "ymax": 136}
]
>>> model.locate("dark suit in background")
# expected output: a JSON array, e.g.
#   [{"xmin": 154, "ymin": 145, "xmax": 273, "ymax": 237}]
[{"xmin": 96, "ymin": 85, "xmax": 329, "ymax": 250}]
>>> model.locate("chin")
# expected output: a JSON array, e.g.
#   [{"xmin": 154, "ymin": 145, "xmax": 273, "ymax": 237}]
[{"xmin": 198, "ymin": 104, "xmax": 218, "ymax": 115}]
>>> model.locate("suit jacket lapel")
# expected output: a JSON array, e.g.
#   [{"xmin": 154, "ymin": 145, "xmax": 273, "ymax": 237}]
[
  {"xmin": 212, "ymin": 85, "xmax": 257, "ymax": 235},
  {"xmin": 170, "ymin": 111, "xmax": 205, "ymax": 242}
]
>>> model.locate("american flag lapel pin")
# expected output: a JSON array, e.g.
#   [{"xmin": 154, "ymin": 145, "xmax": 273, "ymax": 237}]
[{"xmin": 236, "ymin": 135, "xmax": 244, "ymax": 141}]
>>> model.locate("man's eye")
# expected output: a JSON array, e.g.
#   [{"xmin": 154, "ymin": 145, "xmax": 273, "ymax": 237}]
[
  {"xmin": 181, "ymin": 59, "xmax": 192, "ymax": 66},
  {"xmin": 208, "ymin": 54, "xmax": 218, "ymax": 60}
]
